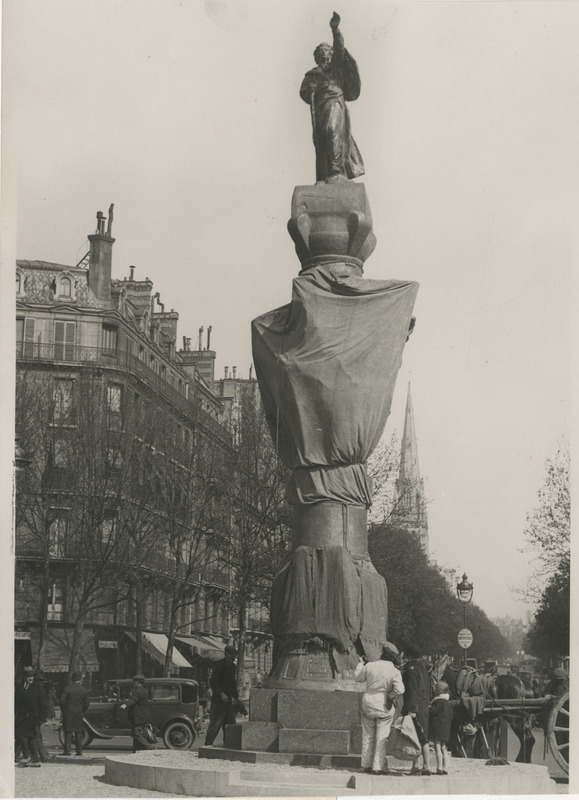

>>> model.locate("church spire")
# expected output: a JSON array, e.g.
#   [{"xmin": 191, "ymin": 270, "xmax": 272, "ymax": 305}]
[{"xmin": 393, "ymin": 383, "xmax": 429, "ymax": 552}]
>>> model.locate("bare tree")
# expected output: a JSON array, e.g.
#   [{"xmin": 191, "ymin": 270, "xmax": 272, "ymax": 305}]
[
  {"xmin": 16, "ymin": 369, "xmax": 144, "ymax": 675},
  {"xmin": 220, "ymin": 388, "xmax": 291, "ymax": 689}
]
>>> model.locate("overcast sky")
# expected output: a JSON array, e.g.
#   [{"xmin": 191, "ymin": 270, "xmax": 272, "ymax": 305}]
[{"xmin": 2, "ymin": 0, "xmax": 576, "ymax": 623}]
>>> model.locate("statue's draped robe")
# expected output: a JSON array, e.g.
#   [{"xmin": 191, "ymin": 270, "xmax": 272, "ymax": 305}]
[
  {"xmin": 252, "ymin": 264, "xmax": 418, "ymax": 660},
  {"xmin": 300, "ymin": 33, "xmax": 365, "ymax": 182}
]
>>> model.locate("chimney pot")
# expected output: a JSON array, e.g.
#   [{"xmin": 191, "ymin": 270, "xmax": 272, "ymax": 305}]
[
  {"xmin": 232, "ymin": 366, "xmax": 237, "ymax": 379},
  {"xmin": 224, "ymin": 367, "xmax": 229, "ymax": 379}
]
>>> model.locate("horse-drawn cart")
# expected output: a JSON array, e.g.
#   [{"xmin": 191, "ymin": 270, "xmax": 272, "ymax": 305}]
[
  {"xmin": 469, "ymin": 691, "xmax": 569, "ymax": 774},
  {"xmin": 431, "ymin": 657, "xmax": 569, "ymax": 775}
]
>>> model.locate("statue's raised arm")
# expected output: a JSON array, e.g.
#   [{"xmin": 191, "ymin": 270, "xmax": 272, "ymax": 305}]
[{"xmin": 300, "ymin": 12, "xmax": 364, "ymax": 183}]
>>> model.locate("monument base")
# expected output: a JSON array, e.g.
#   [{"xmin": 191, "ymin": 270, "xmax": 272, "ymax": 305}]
[{"xmin": 220, "ymin": 686, "xmax": 363, "ymax": 756}]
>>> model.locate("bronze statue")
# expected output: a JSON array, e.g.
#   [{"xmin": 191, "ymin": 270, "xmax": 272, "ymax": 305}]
[{"xmin": 300, "ymin": 12, "xmax": 364, "ymax": 183}]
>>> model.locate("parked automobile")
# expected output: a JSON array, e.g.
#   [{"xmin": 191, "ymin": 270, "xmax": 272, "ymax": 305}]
[{"xmin": 58, "ymin": 678, "xmax": 200, "ymax": 750}]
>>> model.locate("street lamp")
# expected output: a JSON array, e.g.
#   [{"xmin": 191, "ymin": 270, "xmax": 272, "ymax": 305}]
[{"xmin": 456, "ymin": 573, "xmax": 474, "ymax": 666}]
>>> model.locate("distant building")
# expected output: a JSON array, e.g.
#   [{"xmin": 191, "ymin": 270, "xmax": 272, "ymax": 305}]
[
  {"xmin": 491, "ymin": 616, "xmax": 528, "ymax": 653},
  {"xmin": 389, "ymin": 384, "xmax": 429, "ymax": 552},
  {"xmin": 14, "ymin": 207, "xmax": 272, "ymax": 688}
]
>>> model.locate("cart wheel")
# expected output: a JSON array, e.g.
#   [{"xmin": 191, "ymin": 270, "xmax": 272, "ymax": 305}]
[{"xmin": 546, "ymin": 690, "xmax": 569, "ymax": 774}]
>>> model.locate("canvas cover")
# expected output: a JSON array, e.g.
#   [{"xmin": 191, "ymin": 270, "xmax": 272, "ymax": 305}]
[{"xmin": 251, "ymin": 263, "xmax": 419, "ymax": 508}]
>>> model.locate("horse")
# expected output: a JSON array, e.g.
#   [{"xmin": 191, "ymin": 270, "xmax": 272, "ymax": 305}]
[
  {"xmin": 490, "ymin": 673, "xmax": 537, "ymax": 763},
  {"xmin": 430, "ymin": 657, "xmax": 549, "ymax": 763}
]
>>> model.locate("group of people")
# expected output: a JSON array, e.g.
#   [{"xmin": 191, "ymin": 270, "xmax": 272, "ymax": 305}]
[
  {"xmin": 354, "ymin": 642, "xmax": 453, "ymax": 776},
  {"xmin": 15, "ymin": 666, "xmax": 90, "ymax": 767},
  {"xmin": 15, "ymin": 667, "xmax": 153, "ymax": 766}
]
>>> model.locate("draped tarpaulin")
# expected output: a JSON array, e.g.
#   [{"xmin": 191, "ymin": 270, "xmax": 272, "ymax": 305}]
[
  {"xmin": 251, "ymin": 263, "xmax": 419, "ymax": 507},
  {"xmin": 252, "ymin": 263, "xmax": 417, "ymax": 660},
  {"xmin": 270, "ymin": 545, "xmax": 388, "ymax": 660}
]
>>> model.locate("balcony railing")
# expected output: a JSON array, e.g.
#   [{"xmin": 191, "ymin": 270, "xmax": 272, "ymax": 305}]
[{"xmin": 16, "ymin": 341, "xmax": 229, "ymax": 443}]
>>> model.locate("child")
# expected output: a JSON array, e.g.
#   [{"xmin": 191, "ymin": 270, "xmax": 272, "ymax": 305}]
[{"xmin": 429, "ymin": 680, "xmax": 453, "ymax": 775}]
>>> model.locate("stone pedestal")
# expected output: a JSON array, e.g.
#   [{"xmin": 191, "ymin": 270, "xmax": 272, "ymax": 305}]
[{"xmin": 222, "ymin": 686, "xmax": 364, "ymax": 756}]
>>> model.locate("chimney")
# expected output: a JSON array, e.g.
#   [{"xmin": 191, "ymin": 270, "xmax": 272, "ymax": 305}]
[
  {"xmin": 88, "ymin": 206, "xmax": 115, "ymax": 301},
  {"xmin": 129, "ymin": 265, "xmax": 135, "ymax": 281},
  {"xmin": 198, "ymin": 326, "xmax": 204, "ymax": 351},
  {"xmin": 183, "ymin": 336, "xmax": 188, "ymax": 351},
  {"xmin": 224, "ymin": 367, "xmax": 229, "ymax": 379},
  {"xmin": 249, "ymin": 364, "xmax": 253, "ymax": 380},
  {"xmin": 232, "ymin": 366, "xmax": 237, "ymax": 379},
  {"xmin": 186, "ymin": 337, "xmax": 192, "ymax": 350},
  {"xmin": 207, "ymin": 325, "xmax": 212, "ymax": 350}
]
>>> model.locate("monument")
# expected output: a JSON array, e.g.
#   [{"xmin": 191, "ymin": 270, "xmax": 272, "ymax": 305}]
[{"xmin": 201, "ymin": 12, "xmax": 418, "ymax": 759}]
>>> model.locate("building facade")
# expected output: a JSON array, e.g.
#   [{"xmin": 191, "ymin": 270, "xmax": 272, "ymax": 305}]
[{"xmin": 15, "ymin": 208, "xmax": 273, "ymax": 691}]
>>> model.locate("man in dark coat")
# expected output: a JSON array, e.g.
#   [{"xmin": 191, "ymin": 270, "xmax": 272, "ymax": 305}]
[
  {"xmin": 15, "ymin": 666, "xmax": 46, "ymax": 767},
  {"xmin": 120, "ymin": 674, "xmax": 154, "ymax": 752},
  {"xmin": 60, "ymin": 671, "xmax": 90, "ymax": 756},
  {"xmin": 204, "ymin": 645, "xmax": 239, "ymax": 746},
  {"xmin": 402, "ymin": 644, "xmax": 432, "ymax": 775}
]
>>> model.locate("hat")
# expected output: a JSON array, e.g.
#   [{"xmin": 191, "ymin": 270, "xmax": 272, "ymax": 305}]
[
  {"xmin": 224, "ymin": 645, "xmax": 238, "ymax": 656},
  {"xmin": 23, "ymin": 666, "xmax": 35, "ymax": 675},
  {"xmin": 406, "ymin": 644, "xmax": 422, "ymax": 659},
  {"xmin": 382, "ymin": 642, "xmax": 399, "ymax": 658},
  {"xmin": 71, "ymin": 671, "xmax": 83, "ymax": 682},
  {"xmin": 553, "ymin": 668, "xmax": 567, "ymax": 679},
  {"xmin": 132, "ymin": 674, "xmax": 145, "ymax": 682}
]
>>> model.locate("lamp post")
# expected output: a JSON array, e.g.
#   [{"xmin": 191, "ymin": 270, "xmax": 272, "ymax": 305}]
[{"xmin": 456, "ymin": 572, "xmax": 474, "ymax": 666}]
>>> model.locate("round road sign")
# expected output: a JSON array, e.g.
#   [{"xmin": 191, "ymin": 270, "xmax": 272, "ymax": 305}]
[{"xmin": 458, "ymin": 628, "xmax": 473, "ymax": 649}]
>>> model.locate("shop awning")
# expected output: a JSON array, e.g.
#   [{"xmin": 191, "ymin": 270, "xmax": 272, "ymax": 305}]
[
  {"xmin": 29, "ymin": 627, "xmax": 100, "ymax": 673},
  {"xmin": 125, "ymin": 631, "xmax": 191, "ymax": 669},
  {"xmin": 196, "ymin": 634, "xmax": 226, "ymax": 651},
  {"xmin": 175, "ymin": 634, "xmax": 214, "ymax": 651},
  {"xmin": 175, "ymin": 633, "xmax": 226, "ymax": 661}
]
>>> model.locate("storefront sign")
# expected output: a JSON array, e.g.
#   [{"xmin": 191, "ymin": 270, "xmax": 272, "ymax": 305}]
[
  {"xmin": 14, "ymin": 631, "xmax": 31, "ymax": 640},
  {"xmin": 98, "ymin": 640, "xmax": 118, "ymax": 649}
]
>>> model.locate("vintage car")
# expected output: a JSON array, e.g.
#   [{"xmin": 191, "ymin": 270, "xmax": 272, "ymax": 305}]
[{"xmin": 59, "ymin": 678, "xmax": 200, "ymax": 750}]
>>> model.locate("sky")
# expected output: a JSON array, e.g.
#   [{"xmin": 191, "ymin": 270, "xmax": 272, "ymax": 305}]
[{"xmin": 2, "ymin": 0, "xmax": 576, "ymax": 625}]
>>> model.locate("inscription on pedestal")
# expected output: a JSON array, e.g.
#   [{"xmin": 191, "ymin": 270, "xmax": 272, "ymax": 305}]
[{"xmin": 303, "ymin": 651, "xmax": 333, "ymax": 680}]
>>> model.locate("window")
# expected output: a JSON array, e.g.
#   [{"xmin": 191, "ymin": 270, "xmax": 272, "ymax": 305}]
[
  {"xmin": 181, "ymin": 684, "xmax": 197, "ymax": 704},
  {"xmin": 54, "ymin": 321, "xmax": 76, "ymax": 361},
  {"xmin": 60, "ymin": 277, "xmax": 72, "ymax": 298},
  {"xmin": 107, "ymin": 384, "xmax": 122, "ymax": 413},
  {"xmin": 53, "ymin": 379, "xmax": 74, "ymax": 424},
  {"xmin": 53, "ymin": 436, "xmax": 68, "ymax": 467},
  {"xmin": 17, "ymin": 317, "xmax": 36, "ymax": 357},
  {"xmin": 101, "ymin": 517, "xmax": 116, "ymax": 547},
  {"xmin": 102, "ymin": 325, "xmax": 117, "ymax": 352},
  {"xmin": 48, "ymin": 517, "xmax": 67, "ymax": 558},
  {"xmin": 47, "ymin": 579, "xmax": 64, "ymax": 621},
  {"xmin": 107, "ymin": 446, "xmax": 123, "ymax": 468},
  {"xmin": 150, "ymin": 684, "xmax": 179, "ymax": 702}
]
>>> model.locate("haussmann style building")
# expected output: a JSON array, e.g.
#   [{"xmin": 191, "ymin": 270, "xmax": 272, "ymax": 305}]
[{"xmin": 14, "ymin": 207, "xmax": 274, "ymax": 692}]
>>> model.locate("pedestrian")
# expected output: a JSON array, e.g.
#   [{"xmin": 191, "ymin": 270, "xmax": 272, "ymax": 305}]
[
  {"xmin": 60, "ymin": 671, "xmax": 90, "ymax": 756},
  {"xmin": 45, "ymin": 679, "xmax": 58, "ymax": 720},
  {"xmin": 429, "ymin": 680, "xmax": 453, "ymax": 775},
  {"xmin": 544, "ymin": 667, "xmax": 569, "ymax": 699},
  {"xmin": 402, "ymin": 643, "xmax": 432, "ymax": 775},
  {"xmin": 354, "ymin": 642, "xmax": 405, "ymax": 775},
  {"xmin": 15, "ymin": 666, "xmax": 46, "ymax": 768},
  {"xmin": 204, "ymin": 645, "xmax": 239, "ymax": 746},
  {"xmin": 120, "ymin": 674, "xmax": 154, "ymax": 752},
  {"xmin": 34, "ymin": 673, "xmax": 55, "ymax": 762}
]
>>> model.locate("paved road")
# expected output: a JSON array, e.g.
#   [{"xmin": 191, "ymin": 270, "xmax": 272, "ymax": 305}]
[{"xmin": 14, "ymin": 720, "xmax": 568, "ymax": 797}]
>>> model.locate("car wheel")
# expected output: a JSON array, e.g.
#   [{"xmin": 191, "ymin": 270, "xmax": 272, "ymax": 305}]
[
  {"xmin": 57, "ymin": 725, "xmax": 94, "ymax": 748},
  {"xmin": 163, "ymin": 720, "xmax": 196, "ymax": 750}
]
